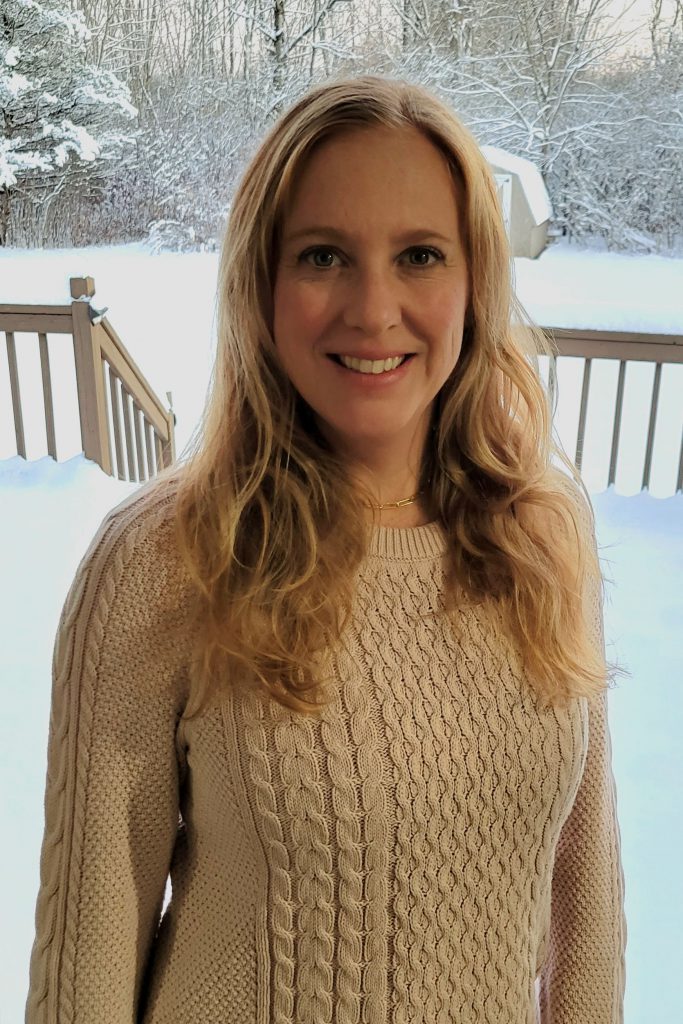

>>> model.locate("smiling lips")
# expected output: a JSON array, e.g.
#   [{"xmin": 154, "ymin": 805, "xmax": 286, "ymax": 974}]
[{"xmin": 329, "ymin": 353, "xmax": 414, "ymax": 375}]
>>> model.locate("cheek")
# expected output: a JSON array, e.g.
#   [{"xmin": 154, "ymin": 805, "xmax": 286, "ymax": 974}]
[
  {"xmin": 274, "ymin": 281, "xmax": 327, "ymax": 342},
  {"xmin": 422, "ymin": 287, "xmax": 467, "ymax": 343},
  {"xmin": 272, "ymin": 280, "xmax": 294, "ymax": 344},
  {"xmin": 272, "ymin": 281, "xmax": 330, "ymax": 389}
]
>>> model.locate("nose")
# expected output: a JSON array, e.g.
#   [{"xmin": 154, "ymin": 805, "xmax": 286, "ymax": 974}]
[{"xmin": 341, "ymin": 266, "xmax": 402, "ymax": 336}]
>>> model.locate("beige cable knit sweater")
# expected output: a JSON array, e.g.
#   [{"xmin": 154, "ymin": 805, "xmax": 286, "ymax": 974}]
[{"xmin": 24, "ymin": 473, "xmax": 626, "ymax": 1024}]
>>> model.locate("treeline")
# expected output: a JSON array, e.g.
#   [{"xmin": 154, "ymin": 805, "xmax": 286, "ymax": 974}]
[{"xmin": 1, "ymin": 0, "xmax": 681, "ymax": 253}]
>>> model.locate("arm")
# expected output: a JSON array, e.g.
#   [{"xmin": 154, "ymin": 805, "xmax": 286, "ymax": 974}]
[
  {"xmin": 538, "ymin": 485, "xmax": 627, "ymax": 1022},
  {"xmin": 25, "ymin": 491, "xmax": 188, "ymax": 1024}
]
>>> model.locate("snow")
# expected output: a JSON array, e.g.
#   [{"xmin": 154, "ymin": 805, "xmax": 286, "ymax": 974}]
[
  {"xmin": 513, "ymin": 241, "xmax": 683, "ymax": 334},
  {"xmin": 0, "ymin": 138, "xmax": 53, "ymax": 188},
  {"xmin": 482, "ymin": 144, "xmax": 553, "ymax": 224},
  {"xmin": 0, "ymin": 452, "xmax": 681, "ymax": 1022},
  {"xmin": 5, "ymin": 71, "xmax": 31, "ymax": 97},
  {"xmin": 0, "ymin": 140, "xmax": 18, "ymax": 188},
  {"xmin": 17, "ymin": 0, "xmax": 92, "ymax": 45},
  {"xmin": 51, "ymin": 119, "xmax": 100, "ymax": 166},
  {"xmin": 4, "ymin": 46, "xmax": 20, "ymax": 67},
  {"xmin": 75, "ymin": 72, "xmax": 138, "ymax": 118}
]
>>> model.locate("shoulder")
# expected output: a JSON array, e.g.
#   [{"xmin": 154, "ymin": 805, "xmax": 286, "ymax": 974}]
[
  {"xmin": 58, "ymin": 466, "xmax": 195, "ymax": 667},
  {"xmin": 74, "ymin": 473, "xmax": 179, "ymax": 587},
  {"xmin": 85, "ymin": 468, "xmax": 185, "ymax": 581}
]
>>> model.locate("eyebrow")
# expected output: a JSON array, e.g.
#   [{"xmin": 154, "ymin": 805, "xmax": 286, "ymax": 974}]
[{"xmin": 282, "ymin": 226, "xmax": 455, "ymax": 246}]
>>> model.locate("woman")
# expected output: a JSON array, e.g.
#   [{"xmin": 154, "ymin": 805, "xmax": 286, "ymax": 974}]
[{"xmin": 25, "ymin": 76, "xmax": 627, "ymax": 1023}]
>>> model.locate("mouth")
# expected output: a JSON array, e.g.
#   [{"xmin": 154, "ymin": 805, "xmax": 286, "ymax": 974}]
[{"xmin": 327, "ymin": 353, "xmax": 416, "ymax": 374}]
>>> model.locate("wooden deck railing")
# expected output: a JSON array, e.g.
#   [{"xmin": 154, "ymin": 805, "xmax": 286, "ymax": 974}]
[
  {"xmin": 544, "ymin": 327, "xmax": 683, "ymax": 494},
  {"xmin": 1, "ymin": 280, "xmax": 681, "ymax": 493},
  {"xmin": 0, "ymin": 276, "xmax": 175, "ymax": 482}
]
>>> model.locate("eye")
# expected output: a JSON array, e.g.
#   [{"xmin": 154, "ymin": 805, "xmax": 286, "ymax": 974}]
[
  {"xmin": 405, "ymin": 246, "xmax": 444, "ymax": 266},
  {"xmin": 298, "ymin": 246, "xmax": 341, "ymax": 269}
]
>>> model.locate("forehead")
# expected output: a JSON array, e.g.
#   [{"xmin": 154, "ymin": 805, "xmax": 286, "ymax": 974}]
[{"xmin": 282, "ymin": 125, "xmax": 461, "ymax": 236}]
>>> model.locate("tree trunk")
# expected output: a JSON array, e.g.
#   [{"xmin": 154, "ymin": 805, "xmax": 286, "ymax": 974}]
[
  {"xmin": 0, "ymin": 187, "xmax": 13, "ymax": 247},
  {"xmin": 271, "ymin": 0, "xmax": 286, "ymax": 112}
]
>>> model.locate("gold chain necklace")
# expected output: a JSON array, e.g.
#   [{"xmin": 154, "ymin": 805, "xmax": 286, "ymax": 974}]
[{"xmin": 362, "ymin": 482, "xmax": 429, "ymax": 511}]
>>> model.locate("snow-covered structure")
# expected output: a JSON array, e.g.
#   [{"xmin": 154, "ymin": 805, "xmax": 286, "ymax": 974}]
[{"xmin": 482, "ymin": 146, "xmax": 552, "ymax": 259}]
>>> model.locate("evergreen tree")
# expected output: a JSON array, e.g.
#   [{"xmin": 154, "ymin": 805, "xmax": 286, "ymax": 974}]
[{"xmin": 0, "ymin": 0, "xmax": 137, "ymax": 245}]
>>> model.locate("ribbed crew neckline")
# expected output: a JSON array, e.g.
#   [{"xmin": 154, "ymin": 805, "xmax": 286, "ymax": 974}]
[{"xmin": 367, "ymin": 519, "xmax": 448, "ymax": 559}]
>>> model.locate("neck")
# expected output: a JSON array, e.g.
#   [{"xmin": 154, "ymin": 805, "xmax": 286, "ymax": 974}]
[
  {"xmin": 350, "ymin": 456, "xmax": 436, "ymax": 528},
  {"xmin": 314, "ymin": 417, "xmax": 436, "ymax": 525}
]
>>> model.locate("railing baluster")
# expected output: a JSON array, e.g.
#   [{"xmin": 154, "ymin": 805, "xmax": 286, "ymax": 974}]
[
  {"xmin": 5, "ymin": 331, "xmax": 26, "ymax": 458},
  {"xmin": 38, "ymin": 332, "xmax": 57, "ymax": 460},
  {"xmin": 608, "ymin": 360, "xmax": 627, "ymax": 488},
  {"xmin": 548, "ymin": 353, "xmax": 558, "ymax": 414},
  {"xmin": 100, "ymin": 358, "xmax": 115, "ymax": 475},
  {"xmin": 155, "ymin": 432, "xmax": 163, "ymax": 473},
  {"xmin": 121, "ymin": 384, "xmax": 137, "ymax": 481},
  {"xmin": 133, "ymin": 405, "xmax": 147, "ymax": 482},
  {"xmin": 575, "ymin": 357, "xmax": 592, "ymax": 472},
  {"xmin": 108, "ymin": 368, "xmax": 125, "ymax": 481},
  {"xmin": 641, "ymin": 362, "xmax": 662, "ymax": 491},
  {"xmin": 144, "ymin": 418, "xmax": 155, "ymax": 476}
]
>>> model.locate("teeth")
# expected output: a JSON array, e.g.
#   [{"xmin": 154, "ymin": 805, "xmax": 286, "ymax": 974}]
[{"xmin": 338, "ymin": 354, "xmax": 407, "ymax": 374}]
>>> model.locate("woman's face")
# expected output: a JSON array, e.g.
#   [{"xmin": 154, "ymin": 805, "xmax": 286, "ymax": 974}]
[{"xmin": 272, "ymin": 124, "xmax": 469, "ymax": 463}]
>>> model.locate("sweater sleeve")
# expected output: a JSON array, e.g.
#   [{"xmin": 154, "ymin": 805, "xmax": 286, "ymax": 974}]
[
  {"xmin": 538, "ymin": 485, "xmax": 627, "ymax": 1023},
  {"xmin": 24, "ymin": 494, "xmax": 188, "ymax": 1024}
]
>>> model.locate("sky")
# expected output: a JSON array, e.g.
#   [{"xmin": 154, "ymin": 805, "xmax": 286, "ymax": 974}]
[{"xmin": 606, "ymin": 0, "xmax": 679, "ymax": 53}]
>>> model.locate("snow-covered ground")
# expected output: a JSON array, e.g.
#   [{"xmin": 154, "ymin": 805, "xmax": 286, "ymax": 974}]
[
  {"xmin": 513, "ymin": 240, "xmax": 683, "ymax": 335},
  {"xmin": 1, "ymin": 242, "xmax": 682, "ymax": 1021}
]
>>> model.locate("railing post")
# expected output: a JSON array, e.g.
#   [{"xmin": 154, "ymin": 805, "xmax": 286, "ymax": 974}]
[{"xmin": 70, "ymin": 276, "xmax": 113, "ymax": 476}]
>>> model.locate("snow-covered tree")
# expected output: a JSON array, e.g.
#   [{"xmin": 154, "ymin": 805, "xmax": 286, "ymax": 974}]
[
  {"xmin": 384, "ymin": 0, "xmax": 682, "ymax": 250},
  {"xmin": 3, "ymin": 0, "xmax": 679, "ymax": 252},
  {"xmin": 0, "ymin": 0, "xmax": 138, "ymax": 245}
]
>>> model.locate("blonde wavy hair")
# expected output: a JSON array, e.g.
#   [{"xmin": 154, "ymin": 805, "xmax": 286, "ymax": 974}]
[{"xmin": 169, "ymin": 74, "xmax": 624, "ymax": 719}]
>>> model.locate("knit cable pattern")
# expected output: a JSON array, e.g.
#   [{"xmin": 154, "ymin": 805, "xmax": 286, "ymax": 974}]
[{"xmin": 25, "ymin": 474, "xmax": 626, "ymax": 1024}]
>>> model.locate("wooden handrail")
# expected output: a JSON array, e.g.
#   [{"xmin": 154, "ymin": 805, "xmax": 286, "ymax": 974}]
[
  {"xmin": 0, "ymin": 277, "xmax": 175, "ymax": 482},
  {"xmin": 0, "ymin": 303, "xmax": 75, "ymax": 316},
  {"xmin": 0, "ymin": 309, "xmax": 74, "ymax": 333},
  {"xmin": 544, "ymin": 326, "xmax": 683, "ymax": 364}
]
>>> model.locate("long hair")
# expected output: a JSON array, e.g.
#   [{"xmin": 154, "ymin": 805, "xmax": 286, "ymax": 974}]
[{"xmin": 171, "ymin": 74, "xmax": 625, "ymax": 719}]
